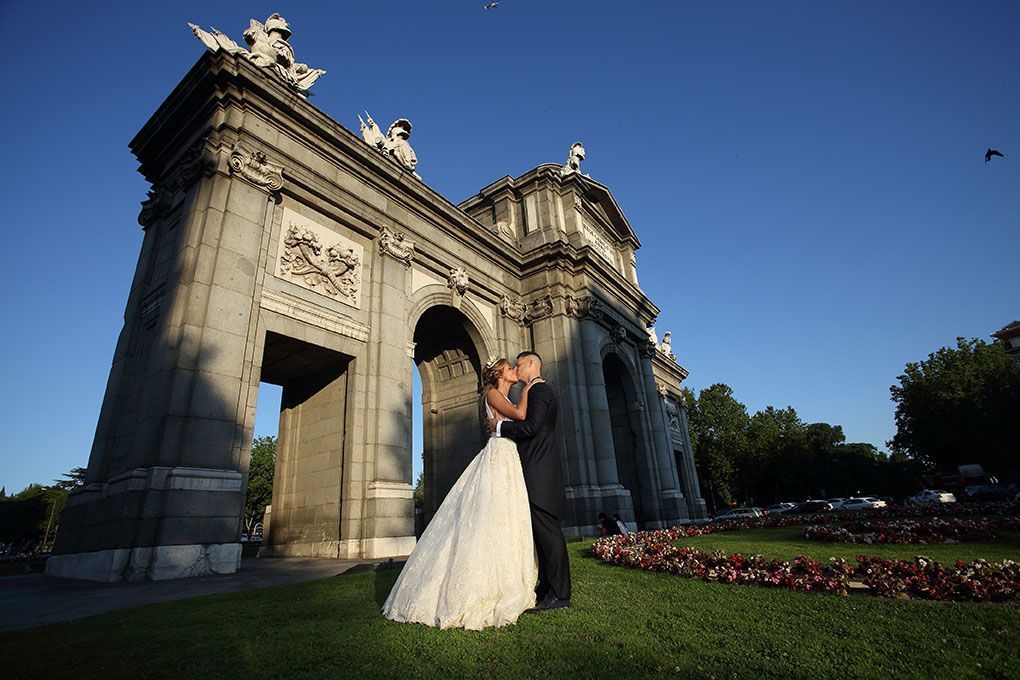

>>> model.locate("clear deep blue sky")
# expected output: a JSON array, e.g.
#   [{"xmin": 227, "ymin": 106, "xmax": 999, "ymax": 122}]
[{"xmin": 1, "ymin": 1, "xmax": 1017, "ymax": 493}]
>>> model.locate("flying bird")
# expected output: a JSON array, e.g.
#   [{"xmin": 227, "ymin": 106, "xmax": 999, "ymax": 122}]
[
  {"xmin": 484, "ymin": 1, "xmax": 500, "ymax": 9},
  {"xmin": 985, "ymin": 148, "xmax": 1005, "ymax": 163}
]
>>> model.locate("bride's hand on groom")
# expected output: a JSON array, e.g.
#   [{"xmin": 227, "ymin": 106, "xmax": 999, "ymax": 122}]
[
  {"xmin": 522, "ymin": 378, "xmax": 545, "ymax": 394},
  {"xmin": 485, "ymin": 416, "xmax": 497, "ymax": 433}
]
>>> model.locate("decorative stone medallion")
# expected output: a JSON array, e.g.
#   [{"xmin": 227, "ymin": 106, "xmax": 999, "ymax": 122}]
[{"xmin": 275, "ymin": 207, "xmax": 363, "ymax": 308}]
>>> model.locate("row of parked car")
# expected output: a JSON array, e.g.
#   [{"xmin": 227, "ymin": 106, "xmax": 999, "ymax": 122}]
[{"xmin": 713, "ymin": 489, "xmax": 966, "ymax": 520}]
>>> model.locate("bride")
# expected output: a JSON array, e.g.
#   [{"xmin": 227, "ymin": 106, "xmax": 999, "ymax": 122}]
[{"xmin": 381, "ymin": 357, "xmax": 540, "ymax": 630}]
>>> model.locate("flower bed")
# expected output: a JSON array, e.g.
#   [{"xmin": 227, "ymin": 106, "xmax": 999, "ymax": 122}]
[
  {"xmin": 803, "ymin": 517, "xmax": 1020, "ymax": 545},
  {"xmin": 591, "ymin": 524, "xmax": 1020, "ymax": 603},
  {"xmin": 592, "ymin": 538, "xmax": 852, "ymax": 594},
  {"xmin": 856, "ymin": 555, "xmax": 1019, "ymax": 602}
]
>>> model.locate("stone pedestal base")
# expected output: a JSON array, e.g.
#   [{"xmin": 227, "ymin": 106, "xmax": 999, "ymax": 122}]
[
  {"xmin": 44, "ymin": 543, "xmax": 242, "ymax": 583},
  {"xmin": 258, "ymin": 536, "xmax": 415, "ymax": 560},
  {"xmin": 687, "ymin": 497, "xmax": 709, "ymax": 519}
]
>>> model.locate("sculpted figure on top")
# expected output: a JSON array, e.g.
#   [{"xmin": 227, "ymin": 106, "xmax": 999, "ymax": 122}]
[
  {"xmin": 188, "ymin": 13, "xmax": 325, "ymax": 93},
  {"xmin": 561, "ymin": 141, "xmax": 586, "ymax": 176},
  {"xmin": 358, "ymin": 113, "xmax": 421, "ymax": 179}
]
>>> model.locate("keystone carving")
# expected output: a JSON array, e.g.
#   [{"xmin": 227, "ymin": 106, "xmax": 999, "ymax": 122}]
[{"xmin": 447, "ymin": 267, "xmax": 469, "ymax": 296}]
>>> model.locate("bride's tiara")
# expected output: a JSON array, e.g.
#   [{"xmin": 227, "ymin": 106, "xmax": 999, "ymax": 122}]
[{"xmin": 484, "ymin": 355, "xmax": 504, "ymax": 370}]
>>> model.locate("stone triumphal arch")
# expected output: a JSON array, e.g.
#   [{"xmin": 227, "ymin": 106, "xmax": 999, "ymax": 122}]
[{"xmin": 48, "ymin": 16, "xmax": 705, "ymax": 581}]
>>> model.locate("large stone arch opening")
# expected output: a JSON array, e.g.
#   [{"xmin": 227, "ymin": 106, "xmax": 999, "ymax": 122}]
[
  {"xmin": 258, "ymin": 331, "xmax": 353, "ymax": 557},
  {"xmin": 602, "ymin": 352, "xmax": 652, "ymax": 528},
  {"xmin": 412, "ymin": 304, "xmax": 488, "ymax": 525}
]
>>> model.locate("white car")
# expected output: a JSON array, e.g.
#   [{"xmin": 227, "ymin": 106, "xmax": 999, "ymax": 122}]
[
  {"xmin": 825, "ymin": 498, "xmax": 849, "ymax": 510},
  {"xmin": 840, "ymin": 497, "xmax": 886, "ymax": 510},
  {"xmin": 764, "ymin": 503, "xmax": 797, "ymax": 514},
  {"xmin": 713, "ymin": 507, "xmax": 763, "ymax": 520},
  {"xmin": 906, "ymin": 489, "xmax": 956, "ymax": 505}
]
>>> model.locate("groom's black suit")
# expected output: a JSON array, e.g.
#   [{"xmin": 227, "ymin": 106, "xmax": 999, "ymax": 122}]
[{"xmin": 499, "ymin": 380, "xmax": 571, "ymax": 601}]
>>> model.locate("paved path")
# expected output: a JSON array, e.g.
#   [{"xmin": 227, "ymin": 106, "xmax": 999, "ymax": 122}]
[{"xmin": 0, "ymin": 557, "xmax": 400, "ymax": 632}]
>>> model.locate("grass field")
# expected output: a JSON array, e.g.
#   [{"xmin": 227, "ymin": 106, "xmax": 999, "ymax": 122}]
[
  {"xmin": 2, "ymin": 536, "xmax": 1018, "ymax": 679},
  {"xmin": 675, "ymin": 527, "xmax": 1020, "ymax": 564}
]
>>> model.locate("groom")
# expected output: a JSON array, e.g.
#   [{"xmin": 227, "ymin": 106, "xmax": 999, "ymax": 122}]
[{"xmin": 486, "ymin": 351, "xmax": 572, "ymax": 611}]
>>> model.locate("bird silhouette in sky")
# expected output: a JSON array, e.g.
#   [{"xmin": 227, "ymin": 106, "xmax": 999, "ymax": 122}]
[
  {"xmin": 985, "ymin": 148, "xmax": 1005, "ymax": 163},
  {"xmin": 484, "ymin": 1, "xmax": 500, "ymax": 9}
]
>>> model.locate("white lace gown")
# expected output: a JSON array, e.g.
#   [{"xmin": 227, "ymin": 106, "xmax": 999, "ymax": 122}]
[{"xmin": 381, "ymin": 398, "xmax": 538, "ymax": 630}]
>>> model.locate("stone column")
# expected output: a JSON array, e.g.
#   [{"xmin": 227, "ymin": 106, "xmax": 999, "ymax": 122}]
[
  {"xmin": 579, "ymin": 317, "xmax": 620, "ymax": 487},
  {"xmin": 529, "ymin": 301, "xmax": 598, "ymax": 535},
  {"xmin": 48, "ymin": 142, "xmax": 282, "ymax": 581},
  {"xmin": 677, "ymin": 400, "xmax": 708, "ymax": 518},
  {"xmin": 360, "ymin": 227, "xmax": 416, "ymax": 559},
  {"xmin": 638, "ymin": 345, "xmax": 688, "ymax": 526}
]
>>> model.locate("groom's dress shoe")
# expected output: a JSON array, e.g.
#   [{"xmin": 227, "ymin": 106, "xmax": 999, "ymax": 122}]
[{"xmin": 525, "ymin": 596, "xmax": 571, "ymax": 613}]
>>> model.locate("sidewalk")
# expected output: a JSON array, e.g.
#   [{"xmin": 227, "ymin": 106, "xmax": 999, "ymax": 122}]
[{"xmin": 0, "ymin": 557, "xmax": 397, "ymax": 632}]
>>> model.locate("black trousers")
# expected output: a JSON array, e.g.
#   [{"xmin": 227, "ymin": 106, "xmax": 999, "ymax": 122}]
[{"xmin": 530, "ymin": 503, "xmax": 571, "ymax": 600}]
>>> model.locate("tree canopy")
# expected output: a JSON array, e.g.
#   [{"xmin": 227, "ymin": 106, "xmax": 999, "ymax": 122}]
[
  {"xmin": 245, "ymin": 435, "xmax": 276, "ymax": 534},
  {"xmin": 890, "ymin": 337, "xmax": 1020, "ymax": 481}
]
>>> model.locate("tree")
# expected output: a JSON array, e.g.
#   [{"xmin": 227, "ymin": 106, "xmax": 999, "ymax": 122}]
[
  {"xmin": 245, "ymin": 436, "xmax": 276, "ymax": 535},
  {"xmin": 413, "ymin": 471, "xmax": 424, "ymax": 509},
  {"xmin": 54, "ymin": 467, "xmax": 87, "ymax": 491},
  {"xmin": 685, "ymin": 384, "xmax": 749, "ymax": 512},
  {"xmin": 890, "ymin": 337, "xmax": 1020, "ymax": 481},
  {"xmin": 746, "ymin": 406, "xmax": 806, "ymax": 502}
]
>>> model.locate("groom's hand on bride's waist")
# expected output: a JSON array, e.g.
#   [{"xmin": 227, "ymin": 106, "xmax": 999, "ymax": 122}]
[{"xmin": 485, "ymin": 416, "xmax": 497, "ymax": 433}]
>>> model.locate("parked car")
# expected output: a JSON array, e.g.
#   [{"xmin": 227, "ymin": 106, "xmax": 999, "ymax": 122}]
[
  {"xmin": 713, "ymin": 507, "xmax": 763, "ymax": 520},
  {"xmin": 964, "ymin": 484, "xmax": 1017, "ymax": 503},
  {"xmin": 790, "ymin": 500, "xmax": 833, "ymax": 513},
  {"xmin": 905, "ymin": 489, "xmax": 956, "ymax": 505},
  {"xmin": 825, "ymin": 498, "xmax": 849, "ymax": 510},
  {"xmin": 764, "ymin": 503, "xmax": 797, "ymax": 514},
  {"xmin": 840, "ymin": 497, "xmax": 886, "ymax": 510}
]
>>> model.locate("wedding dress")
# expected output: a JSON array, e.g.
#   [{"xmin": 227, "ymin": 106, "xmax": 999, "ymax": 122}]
[{"xmin": 381, "ymin": 394, "xmax": 538, "ymax": 630}]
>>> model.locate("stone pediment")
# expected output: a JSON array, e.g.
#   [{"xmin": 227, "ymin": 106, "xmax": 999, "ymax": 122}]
[{"xmin": 575, "ymin": 176, "xmax": 640, "ymax": 248}]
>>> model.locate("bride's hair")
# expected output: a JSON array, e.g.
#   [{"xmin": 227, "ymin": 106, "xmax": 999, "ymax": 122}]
[{"xmin": 481, "ymin": 357, "xmax": 509, "ymax": 390}]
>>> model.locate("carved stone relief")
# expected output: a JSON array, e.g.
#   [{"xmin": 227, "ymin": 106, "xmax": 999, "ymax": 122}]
[
  {"xmin": 228, "ymin": 144, "xmax": 284, "ymax": 192},
  {"xmin": 275, "ymin": 207, "xmax": 363, "ymax": 308},
  {"xmin": 499, "ymin": 295, "xmax": 527, "ymax": 325},
  {"xmin": 379, "ymin": 227, "xmax": 415, "ymax": 267},
  {"xmin": 526, "ymin": 296, "xmax": 554, "ymax": 322},
  {"xmin": 565, "ymin": 294, "xmax": 604, "ymax": 320},
  {"xmin": 665, "ymin": 400, "xmax": 681, "ymax": 432}
]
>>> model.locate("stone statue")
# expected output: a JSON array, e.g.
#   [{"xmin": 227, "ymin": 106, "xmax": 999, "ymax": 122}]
[
  {"xmin": 188, "ymin": 13, "xmax": 325, "ymax": 93},
  {"xmin": 561, "ymin": 142, "xmax": 586, "ymax": 176},
  {"xmin": 647, "ymin": 325, "xmax": 659, "ymax": 347},
  {"xmin": 660, "ymin": 331, "xmax": 674, "ymax": 359},
  {"xmin": 358, "ymin": 112, "xmax": 421, "ymax": 179},
  {"xmin": 664, "ymin": 400, "xmax": 681, "ymax": 432}
]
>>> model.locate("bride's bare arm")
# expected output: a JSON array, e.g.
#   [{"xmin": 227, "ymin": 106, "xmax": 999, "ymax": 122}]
[{"xmin": 485, "ymin": 382, "xmax": 540, "ymax": 421}]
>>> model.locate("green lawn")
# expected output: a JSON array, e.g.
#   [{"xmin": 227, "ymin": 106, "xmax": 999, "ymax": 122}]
[
  {"xmin": 1, "ymin": 539, "xmax": 1017, "ymax": 679},
  {"xmin": 676, "ymin": 528, "xmax": 1020, "ymax": 564}
]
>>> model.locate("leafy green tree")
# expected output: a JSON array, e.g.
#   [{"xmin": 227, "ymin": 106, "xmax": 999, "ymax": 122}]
[
  {"xmin": 685, "ymin": 384, "xmax": 749, "ymax": 513},
  {"xmin": 746, "ymin": 406, "xmax": 806, "ymax": 502},
  {"xmin": 54, "ymin": 467, "xmax": 87, "ymax": 491},
  {"xmin": 245, "ymin": 436, "xmax": 276, "ymax": 535},
  {"xmin": 890, "ymin": 337, "xmax": 1020, "ymax": 481},
  {"xmin": 413, "ymin": 471, "xmax": 424, "ymax": 509}
]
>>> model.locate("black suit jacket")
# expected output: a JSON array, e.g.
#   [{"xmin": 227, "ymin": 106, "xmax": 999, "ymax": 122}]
[{"xmin": 500, "ymin": 381, "xmax": 563, "ymax": 517}]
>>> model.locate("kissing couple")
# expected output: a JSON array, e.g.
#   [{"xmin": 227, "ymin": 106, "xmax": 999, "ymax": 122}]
[{"xmin": 382, "ymin": 351, "xmax": 571, "ymax": 630}]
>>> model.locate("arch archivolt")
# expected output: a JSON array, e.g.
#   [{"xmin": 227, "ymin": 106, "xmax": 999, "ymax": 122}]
[{"xmin": 407, "ymin": 285, "xmax": 497, "ymax": 362}]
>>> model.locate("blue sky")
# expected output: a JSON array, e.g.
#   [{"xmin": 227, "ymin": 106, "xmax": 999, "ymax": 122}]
[{"xmin": 1, "ymin": 1, "xmax": 1017, "ymax": 492}]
